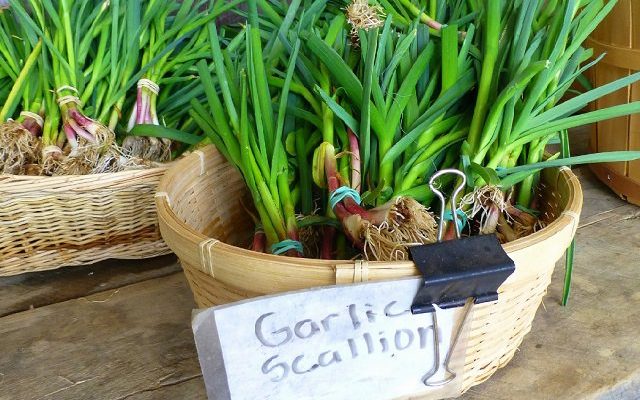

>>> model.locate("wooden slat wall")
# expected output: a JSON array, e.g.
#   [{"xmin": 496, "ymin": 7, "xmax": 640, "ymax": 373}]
[
  {"xmin": 589, "ymin": 0, "xmax": 640, "ymax": 199},
  {"xmin": 630, "ymin": 3, "xmax": 640, "ymax": 183}
]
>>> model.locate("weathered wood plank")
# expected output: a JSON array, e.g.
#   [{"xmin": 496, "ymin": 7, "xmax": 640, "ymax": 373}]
[
  {"xmin": 0, "ymin": 273, "xmax": 204, "ymax": 400},
  {"xmin": 573, "ymin": 167, "xmax": 630, "ymax": 220},
  {"xmin": 115, "ymin": 374, "xmax": 205, "ymax": 400},
  {"xmin": 0, "ymin": 255, "xmax": 180, "ymax": 317},
  {"xmin": 461, "ymin": 211, "xmax": 640, "ymax": 399}
]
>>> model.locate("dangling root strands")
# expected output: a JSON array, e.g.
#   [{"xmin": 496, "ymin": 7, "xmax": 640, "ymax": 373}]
[{"xmin": 0, "ymin": 120, "xmax": 41, "ymax": 174}]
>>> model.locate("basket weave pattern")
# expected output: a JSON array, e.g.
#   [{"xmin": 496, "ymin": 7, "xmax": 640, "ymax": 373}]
[
  {"xmin": 0, "ymin": 167, "xmax": 171, "ymax": 276},
  {"xmin": 157, "ymin": 146, "xmax": 583, "ymax": 397}
]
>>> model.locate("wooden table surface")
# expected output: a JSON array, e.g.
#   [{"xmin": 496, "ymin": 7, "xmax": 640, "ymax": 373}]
[{"xmin": 1, "ymin": 166, "xmax": 639, "ymax": 400}]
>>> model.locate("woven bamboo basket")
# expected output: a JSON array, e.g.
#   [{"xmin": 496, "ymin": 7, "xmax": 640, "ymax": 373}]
[
  {"xmin": 586, "ymin": 0, "xmax": 640, "ymax": 205},
  {"xmin": 0, "ymin": 167, "xmax": 171, "ymax": 276},
  {"xmin": 156, "ymin": 145, "xmax": 583, "ymax": 397}
]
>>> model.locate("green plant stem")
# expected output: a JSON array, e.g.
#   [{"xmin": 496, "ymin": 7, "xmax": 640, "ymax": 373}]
[
  {"xmin": 396, "ymin": 0, "xmax": 443, "ymax": 33},
  {"xmin": 562, "ymin": 240, "xmax": 575, "ymax": 306},
  {"xmin": 558, "ymin": 128, "xmax": 575, "ymax": 306},
  {"xmin": 467, "ymin": 0, "xmax": 499, "ymax": 155},
  {"xmin": 0, "ymin": 40, "xmax": 42, "ymax": 121}
]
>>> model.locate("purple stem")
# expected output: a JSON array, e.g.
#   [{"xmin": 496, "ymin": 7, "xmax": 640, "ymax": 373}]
[
  {"xmin": 68, "ymin": 108, "xmax": 93, "ymax": 126},
  {"xmin": 320, "ymin": 226, "xmax": 335, "ymax": 259},
  {"xmin": 68, "ymin": 119, "xmax": 96, "ymax": 143},
  {"xmin": 63, "ymin": 124, "xmax": 78, "ymax": 148},
  {"xmin": 143, "ymin": 92, "xmax": 152, "ymax": 124},
  {"xmin": 136, "ymin": 88, "xmax": 145, "ymax": 125},
  {"xmin": 348, "ymin": 129, "xmax": 361, "ymax": 192}
]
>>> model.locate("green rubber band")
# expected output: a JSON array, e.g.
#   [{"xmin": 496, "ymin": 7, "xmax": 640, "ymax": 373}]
[
  {"xmin": 270, "ymin": 239, "xmax": 303, "ymax": 255},
  {"xmin": 443, "ymin": 209, "xmax": 468, "ymax": 232},
  {"xmin": 330, "ymin": 186, "xmax": 361, "ymax": 209}
]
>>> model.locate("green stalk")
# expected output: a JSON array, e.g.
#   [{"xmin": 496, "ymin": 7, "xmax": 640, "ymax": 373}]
[
  {"xmin": 208, "ymin": 22, "xmax": 239, "ymax": 132},
  {"xmin": 399, "ymin": 129, "xmax": 467, "ymax": 192},
  {"xmin": 396, "ymin": 0, "xmax": 443, "ymax": 32},
  {"xmin": 237, "ymin": 75, "xmax": 280, "ymax": 244},
  {"xmin": 80, "ymin": 25, "xmax": 108, "ymax": 106},
  {"xmin": 319, "ymin": 61, "xmax": 334, "ymax": 144},
  {"xmin": 362, "ymin": 28, "xmax": 378, "ymax": 186},
  {"xmin": 474, "ymin": 60, "xmax": 550, "ymax": 164},
  {"xmin": 379, "ymin": 40, "xmax": 436, "ymax": 191},
  {"xmin": 467, "ymin": 0, "xmax": 499, "ymax": 155},
  {"xmin": 240, "ymin": 73, "xmax": 287, "ymax": 241},
  {"xmin": 441, "ymin": 24, "xmax": 459, "ymax": 93},
  {"xmin": 0, "ymin": 40, "xmax": 42, "ymax": 121},
  {"xmin": 272, "ymin": 39, "xmax": 301, "ymax": 249},
  {"xmin": 562, "ymin": 239, "xmax": 575, "ymax": 306},
  {"xmin": 296, "ymin": 131, "xmax": 313, "ymax": 214}
]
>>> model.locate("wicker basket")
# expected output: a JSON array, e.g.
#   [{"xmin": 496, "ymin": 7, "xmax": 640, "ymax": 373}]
[
  {"xmin": 156, "ymin": 145, "xmax": 583, "ymax": 397},
  {"xmin": 0, "ymin": 167, "xmax": 171, "ymax": 276},
  {"xmin": 586, "ymin": 0, "xmax": 640, "ymax": 205}
]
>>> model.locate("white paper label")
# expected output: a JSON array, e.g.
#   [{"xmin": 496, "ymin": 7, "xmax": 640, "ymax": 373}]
[{"xmin": 192, "ymin": 277, "xmax": 465, "ymax": 400}]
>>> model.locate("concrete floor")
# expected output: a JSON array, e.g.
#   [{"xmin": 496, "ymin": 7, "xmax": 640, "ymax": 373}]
[{"xmin": 0, "ymin": 166, "xmax": 639, "ymax": 400}]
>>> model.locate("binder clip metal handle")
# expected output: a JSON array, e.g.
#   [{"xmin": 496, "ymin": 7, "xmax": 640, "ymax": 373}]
[
  {"xmin": 409, "ymin": 169, "xmax": 516, "ymax": 387},
  {"xmin": 430, "ymin": 168, "xmax": 466, "ymax": 242}
]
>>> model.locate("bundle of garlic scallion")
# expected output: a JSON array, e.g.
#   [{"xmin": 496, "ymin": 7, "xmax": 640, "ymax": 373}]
[
  {"xmin": 180, "ymin": 0, "xmax": 640, "ymax": 263},
  {"xmin": 0, "ymin": 0, "xmax": 237, "ymax": 175}
]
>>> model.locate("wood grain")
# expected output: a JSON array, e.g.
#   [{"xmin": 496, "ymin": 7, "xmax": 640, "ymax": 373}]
[
  {"xmin": 0, "ymin": 273, "xmax": 204, "ymax": 400},
  {"xmin": 122, "ymin": 377, "xmax": 206, "ymax": 400},
  {"xmin": 0, "ymin": 255, "xmax": 180, "ymax": 317},
  {"xmin": 573, "ymin": 167, "xmax": 628, "ymax": 221}
]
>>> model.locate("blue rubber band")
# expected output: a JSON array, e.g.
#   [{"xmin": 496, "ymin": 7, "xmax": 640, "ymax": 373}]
[
  {"xmin": 443, "ymin": 209, "xmax": 468, "ymax": 232},
  {"xmin": 329, "ymin": 186, "xmax": 362, "ymax": 209},
  {"xmin": 270, "ymin": 239, "xmax": 304, "ymax": 255}
]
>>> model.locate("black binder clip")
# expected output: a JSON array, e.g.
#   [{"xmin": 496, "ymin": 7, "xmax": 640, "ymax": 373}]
[{"xmin": 409, "ymin": 169, "xmax": 515, "ymax": 387}]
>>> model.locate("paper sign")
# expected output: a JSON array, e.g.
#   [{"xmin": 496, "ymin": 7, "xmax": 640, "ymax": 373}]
[{"xmin": 192, "ymin": 277, "xmax": 468, "ymax": 400}]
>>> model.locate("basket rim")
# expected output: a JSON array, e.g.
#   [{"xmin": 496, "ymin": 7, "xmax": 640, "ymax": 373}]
[
  {"xmin": 0, "ymin": 162, "xmax": 172, "ymax": 194},
  {"xmin": 0, "ymin": 164, "xmax": 169, "ymax": 181},
  {"xmin": 156, "ymin": 145, "xmax": 583, "ymax": 267}
]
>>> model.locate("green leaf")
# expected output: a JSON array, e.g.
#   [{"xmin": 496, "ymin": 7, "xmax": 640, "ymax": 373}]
[
  {"xmin": 374, "ymin": 16, "xmax": 393, "ymax": 76},
  {"xmin": 208, "ymin": 22, "xmax": 239, "ymax": 132},
  {"xmin": 296, "ymin": 215, "xmax": 341, "ymax": 229},
  {"xmin": 248, "ymin": 25, "xmax": 275, "ymax": 155},
  {"xmin": 195, "ymin": 60, "xmax": 239, "ymax": 162},
  {"xmin": 514, "ymin": 101, "xmax": 640, "ymax": 147},
  {"xmin": 441, "ymin": 24, "xmax": 458, "ymax": 92},
  {"xmin": 314, "ymin": 86, "xmax": 360, "ymax": 134},
  {"xmin": 128, "ymin": 124, "xmax": 203, "ymax": 145},
  {"xmin": 526, "ymin": 70, "xmax": 640, "ymax": 133},
  {"xmin": 303, "ymin": 31, "xmax": 363, "ymax": 104},
  {"xmin": 272, "ymin": 38, "xmax": 301, "ymax": 173},
  {"xmin": 381, "ymin": 69, "xmax": 475, "ymax": 165},
  {"xmin": 361, "ymin": 28, "xmax": 378, "ymax": 181},
  {"xmin": 468, "ymin": 162, "xmax": 500, "ymax": 185},
  {"xmin": 562, "ymin": 240, "xmax": 575, "ymax": 306},
  {"xmin": 498, "ymin": 151, "xmax": 640, "ymax": 177},
  {"xmin": 0, "ymin": 40, "xmax": 42, "ymax": 121},
  {"xmin": 499, "ymin": 168, "xmax": 543, "ymax": 189},
  {"xmin": 385, "ymin": 41, "xmax": 435, "ymax": 137},
  {"xmin": 381, "ymin": 29, "xmax": 417, "ymax": 93}
]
